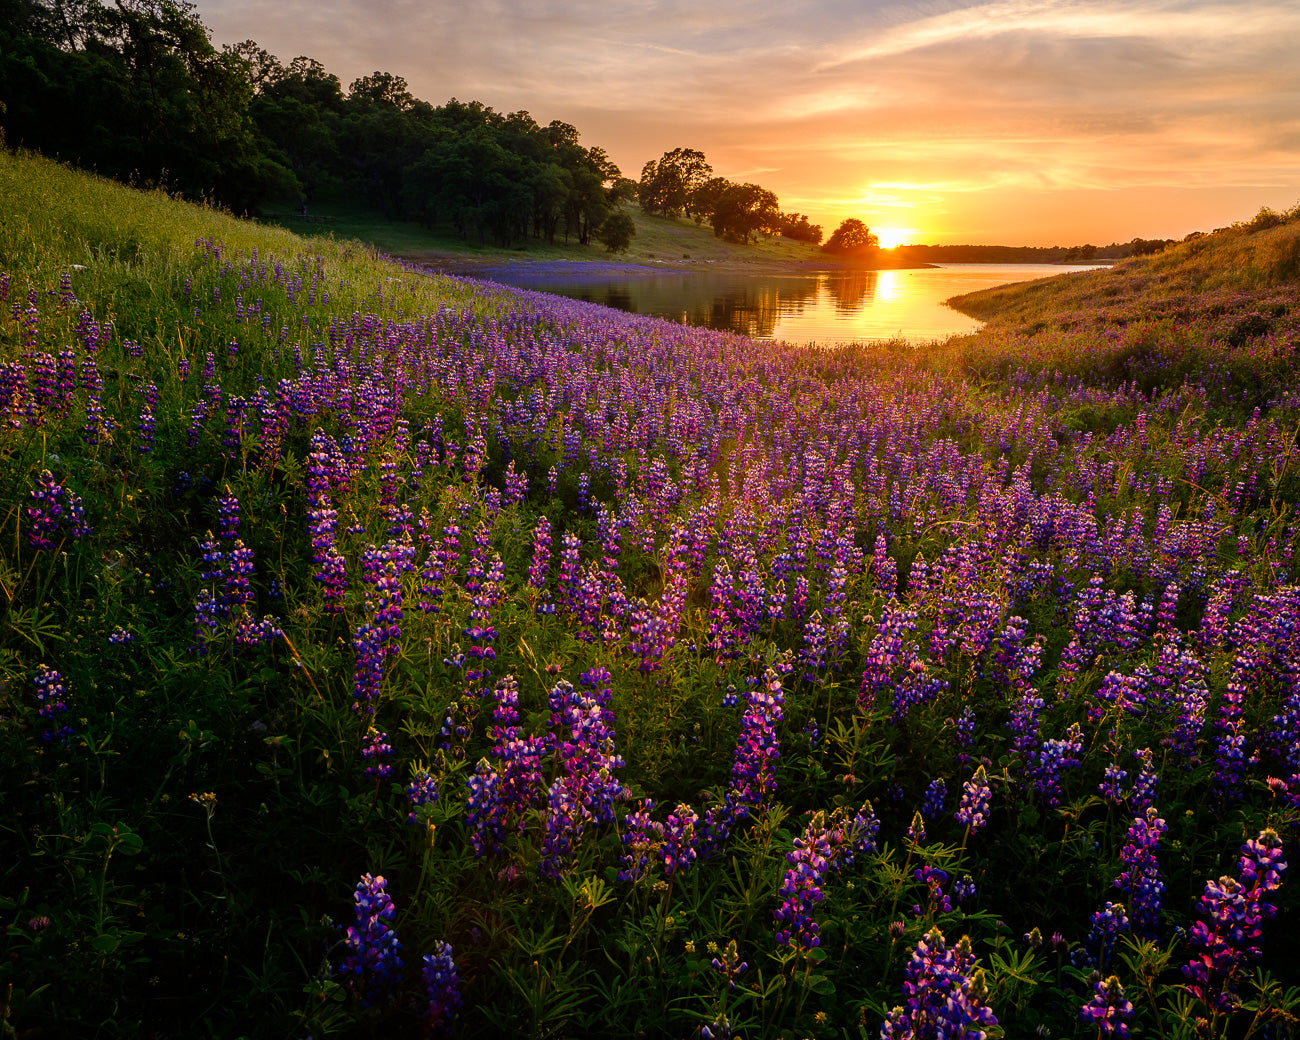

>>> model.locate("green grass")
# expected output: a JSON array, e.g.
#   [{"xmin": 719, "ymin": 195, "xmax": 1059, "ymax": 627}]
[{"xmin": 257, "ymin": 197, "xmax": 841, "ymax": 270}]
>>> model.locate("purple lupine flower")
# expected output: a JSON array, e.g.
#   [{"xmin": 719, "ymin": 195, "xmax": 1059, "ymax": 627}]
[
  {"xmin": 63, "ymin": 486, "xmax": 90, "ymax": 540},
  {"xmin": 338, "ymin": 874, "xmax": 404, "ymax": 1008},
  {"xmin": 373, "ymin": 560, "xmax": 404, "ymax": 652},
  {"xmin": 361, "ymin": 728, "xmax": 393, "ymax": 780},
  {"xmin": 949, "ymin": 707, "xmax": 976, "ymax": 766},
  {"xmin": 538, "ymin": 667, "xmax": 628, "ymax": 877},
  {"xmin": 1130, "ymin": 747, "xmax": 1159, "ymax": 812},
  {"xmin": 1079, "ymin": 975, "xmax": 1134, "ymax": 1037},
  {"xmin": 198, "ymin": 531, "xmax": 224, "ymax": 582},
  {"xmin": 911, "ymin": 864, "xmax": 952, "ymax": 918},
  {"xmin": 774, "ymin": 815, "xmax": 833, "ymax": 950},
  {"xmin": 190, "ymin": 588, "xmax": 220, "ymax": 655},
  {"xmin": 406, "ymin": 768, "xmax": 439, "ymax": 824},
  {"xmin": 26, "ymin": 470, "xmax": 63, "ymax": 549},
  {"xmin": 33, "ymin": 664, "xmax": 71, "ymax": 743},
  {"xmin": 1099, "ymin": 764, "xmax": 1129, "ymax": 805},
  {"xmin": 352, "ymin": 620, "xmax": 386, "ymax": 714},
  {"xmin": 26, "ymin": 351, "xmax": 55, "ymax": 425},
  {"xmin": 307, "ymin": 495, "xmax": 337, "ymax": 565},
  {"xmin": 955, "ymin": 765, "xmax": 991, "ymax": 837},
  {"xmin": 20, "ymin": 305, "xmax": 38, "ymax": 352},
  {"xmin": 773, "ymin": 804, "xmax": 877, "ymax": 950},
  {"xmin": 1035, "ymin": 722, "xmax": 1083, "ymax": 808},
  {"xmin": 1183, "ymin": 828, "xmax": 1287, "ymax": 1012},
  {"xmin": 872, "ymin": 532, "xmax": 898, "ymax": 595},
  {"xmin": 880, "ymin": 927, "xmax": 998, "ymax": 1039},
  {"xmin": 431, "ymin": 519, "xmax": 465, "ymax": 610},
  {"xmin": 859, "ymin": 602, "xmax": 920, "ymax": 712},
  {"xmin": 540, "ymin": 777, "xmax": 590, "ymax": 879},
  {"xmin": 1212, "ymin": 667, "xmax": 1248, "ymax": 800},
  {"xmin": 1113, "ymin": 807, "xmax": 1166, "ymax": 938},
  {"xmin": 422, "ymin": 940, "xmax": 463, "ymax": 1035},
  {"xmin": 491, "ymin": 732, "xmax": 547, "ymax": 854},
  {"xmin": 465, "ymin": 758, "xmax": 506, "ymax": 858},
  {"xmin": 890, "ymin": 654, "xmax": 946, "ymax": 726},
  {"xmin": 727, "ymin": 691, "xmax": 781, "ymax": 816},
  {"xmin": 618, "ymin": 799, "xmax": 664, "ymax": 882},
  {"xmin": 466, "ymin": 676, "xmax": 549, "ymax": 859},
  {"xmin": 660, "ymin": 803, "xmax": 700, "ymax": 877},
  {"xmin": 502, "ymin": 460, "xmax": 529, "ymax": 505},
  {"xmin": 223, "ymin": 540, "xmax": 255, "ymax": 612},
  {"xmin": 319, "ymin": 545, "xmax": 348, "ymax": 615},
  {"xmin": 136, "ymin": 397, "xmax": 156, "ymax": 453},
  {"xmin": 233, "ymin": 613, "xmax": 282, "ymax": 647},
  {"xmin": 701, "ymin": 1017, "xmax": 734, "ymax": 1040},
  {"xmin": 215, "ymin": 490, "xmax": 240, "ymax": 544},
  {"xmin": 526, "ymin": 514, "xmax": 553, "ymax": 598},
  {"xmin": 1086, "ymin": 901, "xmax": 1130, "ymax": 971},
  {"xmin": 55, "ymin": 350, "xmax": 75, "ymax": 415}
]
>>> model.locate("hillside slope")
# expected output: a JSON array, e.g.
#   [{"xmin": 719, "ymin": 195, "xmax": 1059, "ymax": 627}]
[{"xmin": 941, "ymin": 209, "xmax": 1300, "ymax": 403}]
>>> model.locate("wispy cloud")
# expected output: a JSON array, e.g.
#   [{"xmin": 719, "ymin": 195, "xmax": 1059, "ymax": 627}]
[{"xmin": 816, "ymin": 0, "xmax": 1298, "ymax": 69}]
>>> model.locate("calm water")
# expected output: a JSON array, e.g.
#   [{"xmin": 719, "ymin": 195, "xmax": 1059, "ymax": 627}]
[{"xmin": 473, "ymin": 262, "xmax": 1103, "ymax": 345}]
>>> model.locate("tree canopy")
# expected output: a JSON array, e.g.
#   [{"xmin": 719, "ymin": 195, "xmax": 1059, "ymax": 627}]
[
  {"xmin": 0, "ymin": 0, "xmax": 294, "ymax": 211},
  {"xmin": 823, "ymin": 219, "xmax": 879, "ymax": 255},
  {"xmin": 710, "ymin": 183, "xmax": 781, "ymax": 244},
  {"xmin": 637, "ymin": 148, "xmax": 713, "ymax": 219},
  {"xmin": 596, "ymin": 211, "xmax": 636, "ymax": 254}
]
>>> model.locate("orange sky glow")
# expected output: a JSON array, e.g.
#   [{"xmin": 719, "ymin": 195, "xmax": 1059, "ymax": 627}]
[{"xmin": 198, "ymin": 0, "xmax": 1300, "ymax": 246}]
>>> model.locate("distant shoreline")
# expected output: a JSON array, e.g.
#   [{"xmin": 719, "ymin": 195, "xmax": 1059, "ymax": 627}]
[{"xmin": 401, "ymin": 248, "xmax": 940, "ymax": 278}]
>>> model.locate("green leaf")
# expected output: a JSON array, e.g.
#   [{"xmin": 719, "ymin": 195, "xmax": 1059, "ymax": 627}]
[
  {"xmin": 116, "ymin": 829, "xmax": 144, "ymax": 856},
  {"xmin": 89, "ymin": 933, "xmax": 121, "ymax": 954}
]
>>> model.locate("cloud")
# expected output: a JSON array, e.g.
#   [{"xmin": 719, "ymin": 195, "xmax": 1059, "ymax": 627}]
[{"xmin": 817, "ymin": 0, "xmax": 1299, "ymax": 69}]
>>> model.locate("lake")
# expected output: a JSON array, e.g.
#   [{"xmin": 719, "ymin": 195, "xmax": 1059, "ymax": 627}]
[{"xmin": 468, "ymin": 262, "xmax": 1104, "ymax": 345}]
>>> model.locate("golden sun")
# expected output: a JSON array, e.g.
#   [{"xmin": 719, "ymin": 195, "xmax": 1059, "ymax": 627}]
[{"xmin": 873, "ymin": 228, "xmax": 915, "ymax": 249}]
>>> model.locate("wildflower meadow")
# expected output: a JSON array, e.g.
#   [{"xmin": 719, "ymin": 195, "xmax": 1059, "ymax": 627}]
[{"xmin": 1, "ymin": 150, "xmax": 1298, "ymax": 1039}]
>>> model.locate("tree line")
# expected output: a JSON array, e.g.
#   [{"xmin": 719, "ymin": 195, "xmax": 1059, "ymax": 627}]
[
  {"xmin": 893, "ymin": 238, "xmax": 1177, "ymax": 264},
  {"xmin": 0, "ymin": 0, "xmax": 636, "ymax": 249}
]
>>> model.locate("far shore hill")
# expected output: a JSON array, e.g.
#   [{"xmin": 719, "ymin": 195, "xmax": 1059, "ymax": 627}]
[{"xmin": 260, "ymin": 200, "xmax": 1110, "ymax": 280}]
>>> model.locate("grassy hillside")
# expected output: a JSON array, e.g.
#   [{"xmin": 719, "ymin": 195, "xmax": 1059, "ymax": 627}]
[
  {"xmin": 260, "ymin": 198, "xmax": 864, "ymax": 271},
  {"xmin": 941, "ymin": 208, "xmax": 1300, "ymax": 406},
  {"xmin": 950, "ymin": 212, "xmax": 1300, "ymax": 324}
]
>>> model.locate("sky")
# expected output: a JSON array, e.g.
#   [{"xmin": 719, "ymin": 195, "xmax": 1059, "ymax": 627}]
[{"xmin": 198, "ymin": 0, "xmax": 1300, "ymax": 246}]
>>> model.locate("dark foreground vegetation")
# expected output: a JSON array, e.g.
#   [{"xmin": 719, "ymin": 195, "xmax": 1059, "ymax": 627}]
[{"xmin": 1, "ymin": 149, "xmax": 1299, "ymax": 1039}]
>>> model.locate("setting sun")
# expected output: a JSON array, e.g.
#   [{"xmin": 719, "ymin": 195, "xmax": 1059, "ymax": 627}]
[{"xmin": 873, "ymin": 228, "xmax": 915, "ymax": 250}]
